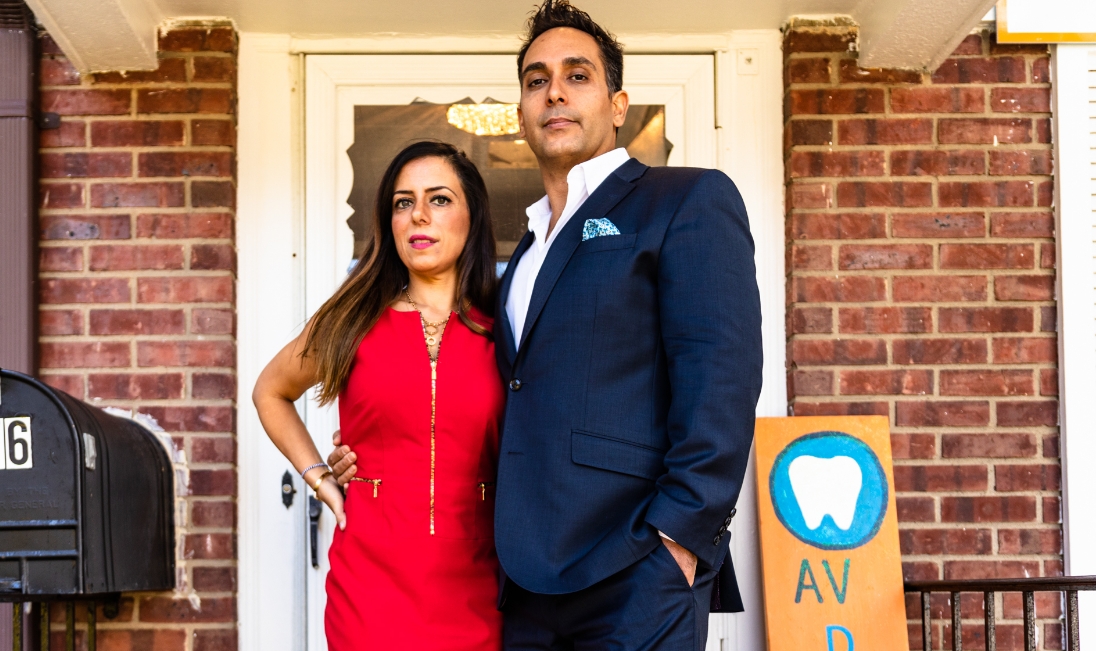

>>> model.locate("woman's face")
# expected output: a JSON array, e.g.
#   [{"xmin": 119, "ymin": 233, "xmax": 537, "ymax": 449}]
[{"xmin": 390, "ymin": 156, "xmax": 471, "ymax": 281}]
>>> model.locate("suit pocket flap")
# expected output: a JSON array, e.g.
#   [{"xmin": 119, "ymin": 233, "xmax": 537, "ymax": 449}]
[
  {"xmin": 571, "ymin": 430, "xmax": 664, "ymax": 481},
  {"xmin": 575, "ymin": 233, "xmax": 637, "ymax": 254}
]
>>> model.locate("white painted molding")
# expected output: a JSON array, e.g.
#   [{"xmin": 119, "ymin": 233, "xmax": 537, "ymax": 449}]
[
  {"xmin": 24, "ymin": 0, "xmax": 162, "ymax": 73},
  {"xmin": 1053, "ymin": 43, "xmax": 1096, "ymax": 643},
  {"xmin": 852, "ymin": 0, "xmax": 998, "ymax": 70}
]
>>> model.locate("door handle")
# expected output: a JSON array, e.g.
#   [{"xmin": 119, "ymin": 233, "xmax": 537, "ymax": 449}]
[{"xmin": 308, "ymin": 496, "xmax": 322, "ymax": 569}]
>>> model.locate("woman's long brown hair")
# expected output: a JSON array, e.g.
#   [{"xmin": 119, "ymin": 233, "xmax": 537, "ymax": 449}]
[{"xmin": 303, "ymin": 141, "xmax": 498, "ymax": 405}]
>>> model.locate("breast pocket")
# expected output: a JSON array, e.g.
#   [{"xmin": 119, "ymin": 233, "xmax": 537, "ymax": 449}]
[{"xmin": 574, "ymin": 233, "xmax": 637, "ymax": 255}]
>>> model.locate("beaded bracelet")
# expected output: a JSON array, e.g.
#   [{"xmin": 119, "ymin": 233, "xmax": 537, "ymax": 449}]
[{"xmin": 301, "ymin": 462, "xmax": 328, "ymax": 479}]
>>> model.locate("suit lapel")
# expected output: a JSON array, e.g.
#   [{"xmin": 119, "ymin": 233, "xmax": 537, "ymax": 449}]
[
  {"xmin": 518, "ymin": 158, "xmax": 647, "ymax": 351},
  {"xmin": 496, "ymin": 230, "xmax": 534, "ymax": 366}
]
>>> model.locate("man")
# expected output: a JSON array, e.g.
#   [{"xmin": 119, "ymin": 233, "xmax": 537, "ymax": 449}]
[{"xmin": 331, "ymin": 1, "xmax": 762, "ymax": 647}]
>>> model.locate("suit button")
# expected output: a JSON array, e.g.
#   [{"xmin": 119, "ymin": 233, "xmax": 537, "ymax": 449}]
[
  {"xmin": 724, "ymin": 517, "xmax": 733, "ymax": 526},
  {"xmin": 713, "ymin": 535, "xmax": 722, "ymax": 546},
  {"xmin": 730, "ymin": 508, "xmax": 737, "ymax": 519},
  {"xmin": 718, "ymin": 525, "xmax": 727, "ymax": 534},
  {"xmin": 509, "ymin": 379, "xmax": 522, "ymax": 391}
]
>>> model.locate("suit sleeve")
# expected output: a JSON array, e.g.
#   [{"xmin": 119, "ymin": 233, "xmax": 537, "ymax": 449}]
[{"xmin": 643, "ymin": 170, "xmax": 764, "ymax": 570}]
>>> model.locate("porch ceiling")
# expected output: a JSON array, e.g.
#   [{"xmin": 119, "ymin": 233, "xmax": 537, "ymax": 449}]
[{"xmin": 27, "ymin": 0, "xmax": 995, "ymax": 73}]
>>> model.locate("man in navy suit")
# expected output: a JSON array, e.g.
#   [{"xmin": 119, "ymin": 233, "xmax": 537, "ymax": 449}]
[{"xmin": 329, "ymin": 1, "xmax": 762, "ymax": 647}]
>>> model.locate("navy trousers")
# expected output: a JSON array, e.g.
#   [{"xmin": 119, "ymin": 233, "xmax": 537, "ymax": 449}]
[{"xmin": 503, "ymin": 542, "xmax": 716, "ymax": 651}]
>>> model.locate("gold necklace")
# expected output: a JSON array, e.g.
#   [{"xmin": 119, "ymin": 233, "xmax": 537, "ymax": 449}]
[{"xmin": 403, "ymin": 289, "xmax": 451, "ymax": 347}]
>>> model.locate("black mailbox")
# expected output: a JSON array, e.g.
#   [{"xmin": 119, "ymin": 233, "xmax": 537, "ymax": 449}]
[{"xmin": 0, "ymin": 369, "xmax": 174, "ymax": 599}]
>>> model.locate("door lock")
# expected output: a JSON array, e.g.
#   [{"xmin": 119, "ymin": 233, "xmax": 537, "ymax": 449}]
[{"xmin": 281, "ymin": 470, "xmax": 296, "ymax": 508}]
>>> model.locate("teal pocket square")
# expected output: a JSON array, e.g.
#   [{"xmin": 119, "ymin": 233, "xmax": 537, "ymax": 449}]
[{"xmin": 582, "ymin": 218, "xmax": 621, "ymax": 241}]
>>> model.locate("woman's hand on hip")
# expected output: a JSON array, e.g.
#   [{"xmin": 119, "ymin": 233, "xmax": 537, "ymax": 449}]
[{"xmin": 327, "ymin": 429, "xmax": 358, "ymax": 487}]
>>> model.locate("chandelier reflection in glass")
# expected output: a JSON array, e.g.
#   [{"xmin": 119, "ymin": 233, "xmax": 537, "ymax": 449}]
[{"xmin": 446, "ymin": 103, "xmax": 520, "ymax": 137}]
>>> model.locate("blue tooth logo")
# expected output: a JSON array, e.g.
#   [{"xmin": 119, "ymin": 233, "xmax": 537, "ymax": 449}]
[{"xmin": 769, "ymin": 432, "xmax": 888, "ymax": 551}]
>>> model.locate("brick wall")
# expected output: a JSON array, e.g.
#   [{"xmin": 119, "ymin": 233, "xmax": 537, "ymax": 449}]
[
  {"xmin": 37, "ymin": 27, "xmax": 237, "ymax": 651},
  {"xmin": 784, "ymin": 26, "xmax": 1060, "ymax": 650}
]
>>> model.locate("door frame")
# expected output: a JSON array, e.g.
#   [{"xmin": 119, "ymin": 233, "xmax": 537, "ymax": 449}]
[{"xmin": 237, "ymin": 30, "xmax": 785, "ymax": 651}]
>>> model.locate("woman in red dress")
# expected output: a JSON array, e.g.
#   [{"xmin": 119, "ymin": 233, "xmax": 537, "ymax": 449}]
[{"xmin": 253, "ymin": 141, "xmax": 504, "ymax": 650}]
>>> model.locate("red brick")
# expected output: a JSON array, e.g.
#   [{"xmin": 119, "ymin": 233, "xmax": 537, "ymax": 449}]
[
  {"xmin": 191, "ymin": 434, "xmax": 236, "ymax": 462},
  {"xmin": 894, "ymin": 465, "xmax": 987, "ymax": 492},
  {"xmin": 838, "ymin": 118, "xmax": 934, "ymax": 145},
  {"xmin": 942, "ymin": 496, "xmax": 1037, "ymax": 522},
  {"xmin": 938, "ymin": 118, "xmax": 1032, "ymax": 144},
  {"xmin": 791, "ymin": 244, "xmax": 832, "ymax": 270},
  {"xmin": 940, "ymin": 370, "xmax": 1034, "ymax": 396},
  {"xmin": 786, "ymin": 57, "xmax": 831, "ymax": 83},
  {"xmin": 97, "ymin": 630, "xmax": 187, "ymax": 651},
  {"xmin": 891, "ymin": 433, "xmax": 936, "ymax": 459},
  {"xmin": 940, "ymin": 243, "xmax": 1034, "ymax": 269},
  {"xmin": 193, "ymin": 567, "xmax": 236, "ymax": 593},
  {"xmin": 788, "ymin": 150, "xmax": 884, "ymax": 178},
  {"xmin": 39, "ymin": 183, "xmax": 83, "ymax": 209},
  {"xmin": 158, "ymin": 27, "xmax": 236, "ymax": 53},
  {"xmin": 997, "ymin": 400, "xmax": 1057, "ymax": 426},
  {"xmin": 943, "ymin": 560, "xmax": 1040, "ymax": 580},
  {"xmin": 40, "ymin": 58, "xmax": 81, "ymax": 86},
  {"xmin": 939, "ymin": 307, "xmax": 1034, "ymax": 332},
  {"xmin": 189, "ymin": 468, "xmax": 237, "ymax": 495},
  {"xmin": 192, "ymin": 308, "xmax": 235, "ymax": 335},
  {"xmin": 892, "ymin": 275, "xmax": 987, "ymax": 302},
  {"xmin": 791, "ymin": 212, "xmax": 885, "ymax": 240},
  {"xmin": 836, "ymin": 182, "xmax": 933, "ymax": 207},
  {"xmin": 193, "ymin": 56, "xmax": 237, "ymax": 82},
  {"xmin": 41, "ymin": 374, "xmax": 85, "ymax": 397},
  {"xmin": 39, "ymin": 309, "xmax": 83, "ymax": 336},
  {"xmin": 838, "ymin": 244, "xmax": 932, "ymax": 269},
  {"xmin": 784, "ymin": 30, "xmax": 857, "ymax": 53},
  {"xmin": 192, "ymin": 500, "xmax": 236, "ymax": 527},
  {"xmin": 193, "ymin": 181, "xmax": 236, "ymax": 208},
  {"xmin": 790, "ymin": 307, "xmax": 832, "ymax": 334},
  {"xmin": 839, "ymin": 307, "xmax": 931, "ymax": 333},
  {"xmin": 891, "ymin": 212, "xmax": 985, "ymax": 238},
  {"xmin": 88, "ymin": 373, "xmax": 185, "ymax": 400},
  {"xmin": 1041, "ymin": 305, "xmax": 1057, "ymax": 332},
  {"xmin": 794, "ymin": 276, "xmax": 885, "ymax": 303},
  {"xmin": 89, "ymin": 309, "xmax": 186, "ymax": 335},
  {"xmin": 791, "ymin": 370, "xmax": 833, "ymax": 396},
  {"xmin": 791, "ymin": 401, "xmax": 889, "ymax": 416},
  {"xmin": 191, "ymin": 244, "xmax": 236, "ymax": 271},
  {"xmin": 93, "ymin": 58, "xmax": 187, "ymax": 84},
  {"xmin": 184, "ymin": 532, "xmax": 235, "ymax": 559},
  {"xmin": 41, "ymin": 89, "xmax": 131, "ymax": 115},
  {"xmin": 1032, "ymin": 57, "xmax": 1050, "ymax": 83},
  {"xmin": 990, "ymin": 337, "xmax": 1053, "ymax": 364},
  {"xmin": 192, "ymin": 119, "xmax": 236, "ymax": 146},
  {"xmin": 138, "ymin": 596, "xmax": 235, "ymax": 623},
  {"xmin": 137, "ymin": 277, "xmax": 234, "ymax": 303},
  {"xmin": 931, "ymin": 57, "xmax": 1026, "ymax": 83},
  {"xmin": 1040, "ymin": 368, "xmax": 1059, "ymax": 396},
  {"xmin": 787, "ymin": 119, "xmax": 833, "ymax": 146},
  {"xmin": 137, "ymin": 213, "xmax": 234, "ymax": 239},
  {"xmin": 40, "ymin": 278, "xmax": 130, "ymax": 304},
  {"xmin": 989, "ymin": 150, "xmax": 1052, "ymax": 175},
  {"xmin": 39, "ymin": 120, "xmax": 86, "ymax": 147},
  {"xmin": 889, "ymin": 150, "xmax": 985, "ymax": 176},
  {"xmin": 942, "ymin": 432, "xmax": 1037, "ymax": 458},
  {"xmin": 991, "ymin": 87, "xmax": 1051, "ymax": 113},
  {"xmin": 90, "ymin": 120, "xmax": 185, "ymax": 147},
  {"xmin": 1036, "ymin": 117, "xmax": 1051, "ymax": 143},
  {"xmin": 192, "ymin": 372, "xmax": 237, "ymax": 400},
  {"xmin": 989, "ymin": 211, "xmax": 1053, "ymax": 237},
  {"xmin": 896, "ymin": 401, "xmax": 990, "ymax": 427},
  {"xmin": 787, "ymin": 183, "xmax": 833, "ymax": 209},
  {"xmin": 91, "ymin": 182, "xmax": 185, "ymax": 208},
  {"xmin": 996, "ymin": 464, "xmax": 1060, "ymax": 492},
  {"xmin": 940, "ymin": 180, "xmax": 1035, "ymax": 207},
  {"xmin": 998, "ymin": 529, "xmax": 1060, "ymax": 555},
  {"xmin": 1044, "ymin": 434, "xmax": 1060, "ymax": 458},
  {"xmin": 138, "ymin": 88, "xmax": 232, "ymax": 114},
  {"xmin": 142, "ymin": 406, "xmax": 234, "ymax": 432},
  {"xmin": 840, "ymin": 369, "xmax": 932, "ymax": 395},
  {"xmin": 994, "ymin": 275, "xmax": 1054, "ymax": 301},
  {"xmin": 837, "ymin": 59, "xmax": 922, "ymax": 84},
  {"xmin": 896, "ymin": 496, "xmax": 936, "ymax": 522},
  {"xmin": 194, "ymin": 629, "xmax": 237, "ymax": 651},
  {"xmin": 893, "ymin": 338, "xmax": 988, "ymax": 364},
  {"xmin": 40, "ymin": 342, "xmax": 130, "ymax": 368},
  {"xmin": 787, "ymin": 88, "xmax": 884, "ymax": 114},
  {"xmin": 901, "ymin": 529, "xmax": 992, "ymax": 555},
  {"xmin": 139, "ymin": 152, "xmax": 233, "ymax": 178},
  {"xmin": 890, "ymin": 87, "xmax": 985, "ymax": 113},
  {"xmin": 1040, "ymin": 241, "xmax": 1055, "ymax": 268},
  {"xmin": 137, "ymin": 341, "xmax": 235, "ymax": 367},
  {"xmin": 952, "ymin": 34, "xmax": 984, "ymax": 55},
  {"xmin": 41, "ymin": 152, "xmax": 131, "ymax": 178},
  {"xmin": 41, "ymin": 220, "xmax": 117, "ymax": 251},
  {"xmin": 89, "ymin": 244, "xmax": 185, "ymax": 271},
  {"xmin": 39, "ymin": 246, "xmax": 83, "ymax": 272},
  {"xmin": 1044, "ymin": 497, "xmax": 1061, "ymax": 524}
]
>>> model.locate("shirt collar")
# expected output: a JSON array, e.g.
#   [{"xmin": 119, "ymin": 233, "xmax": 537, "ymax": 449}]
[{"xmin": 525, "ymin": 147, "xmax": 631, "ymax": 243}]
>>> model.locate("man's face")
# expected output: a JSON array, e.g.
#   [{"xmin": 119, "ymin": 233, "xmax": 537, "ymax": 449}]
[{"xmin": 518, "ymin": 27, "xmax": 628, "ymax": 169}]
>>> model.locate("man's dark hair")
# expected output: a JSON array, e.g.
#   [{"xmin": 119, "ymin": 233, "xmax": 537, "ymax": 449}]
[{"xmin": 517, "ymin": 0, "xmax": 624, "ymax": 95}]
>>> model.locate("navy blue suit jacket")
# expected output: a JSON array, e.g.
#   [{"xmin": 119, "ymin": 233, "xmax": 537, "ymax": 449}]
[{"xmin": 493, "ymin": 158, "xmax": 763, "ymax": 601}]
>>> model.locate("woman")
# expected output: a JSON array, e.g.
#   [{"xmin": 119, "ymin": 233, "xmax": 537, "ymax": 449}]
[{"xmin": 252, "ymin": 141, "xmax": 504, "ymax": 650}]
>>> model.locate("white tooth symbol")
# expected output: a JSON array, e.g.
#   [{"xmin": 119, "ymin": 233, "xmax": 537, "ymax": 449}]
[{"xmin": 788, "ymin": 455, "xmax": 862, "ymax": 531}]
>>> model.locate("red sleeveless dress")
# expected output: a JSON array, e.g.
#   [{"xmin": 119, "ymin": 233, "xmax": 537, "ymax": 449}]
[{"xmin": 326, "ymin": 307, "xmax": 504, "ymax": 650}]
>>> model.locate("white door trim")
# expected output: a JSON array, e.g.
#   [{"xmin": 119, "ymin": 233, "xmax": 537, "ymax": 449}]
[
  {"xmin": 1052, "ymin": 43, "xmax": 1096, "ymax": 641},
  {"xmin": 237, "ymin": 30, "xmax": 785, "ymax": 651}
]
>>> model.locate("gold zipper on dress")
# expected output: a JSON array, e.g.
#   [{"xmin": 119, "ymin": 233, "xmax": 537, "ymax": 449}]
[
  {"xmin": 477, "ymin": 481, "xmax": 496, "ymax": 501},
  {"xmin": 350, "ymin": 477, "xmax": 382, "ymax": 497},
  {"xmin": 429, "ymin": 358, "xmax": 437, "ymax": 536}
]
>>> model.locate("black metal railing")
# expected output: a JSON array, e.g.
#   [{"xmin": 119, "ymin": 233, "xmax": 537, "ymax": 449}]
[{"xmin": 906, "ymin": 576, "xmax": 1096, "ymax": 651}]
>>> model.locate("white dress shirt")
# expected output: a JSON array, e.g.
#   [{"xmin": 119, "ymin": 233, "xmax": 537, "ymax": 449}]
[{"xmin": 506, "ymin": 147, "xmax": 631, "ymax": 343}]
